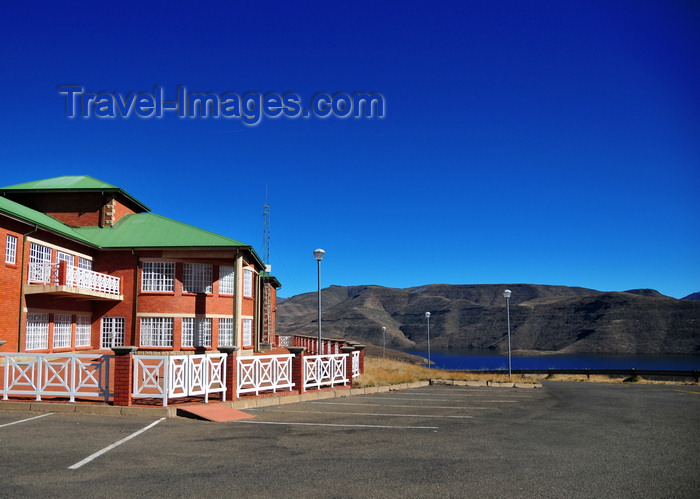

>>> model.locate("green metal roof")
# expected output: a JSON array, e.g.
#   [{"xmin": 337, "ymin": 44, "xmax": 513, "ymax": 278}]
[
  {"xmin": 72, "ymin": 213, "xmax": 248, "ymax": 249},
  {"xmin": 1, "ymin": 175, "xmax": 150, "ymax": 212},
  {"xmin": 0, "ymin": 196, "xmax": 90, "ymax": 244}
]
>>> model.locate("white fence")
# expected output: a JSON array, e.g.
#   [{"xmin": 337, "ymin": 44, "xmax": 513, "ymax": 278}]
[
  {"xmin": 304, "ymin": 354, "xmax": 348, "ymax": 389},
  {"xmin": 132, "ymin": 354, "xmax": 227, "ymax": 407},
  {"xmin": 27, "ymin": 262, "xmax": 121, "ymax": 296},
  {"xmin": 0, "ymin": 353, "xmax": 112, "ymax": 402},
  {"xmin": 237, "ymin": 354, "xmax": 294, "ymax": 397}
]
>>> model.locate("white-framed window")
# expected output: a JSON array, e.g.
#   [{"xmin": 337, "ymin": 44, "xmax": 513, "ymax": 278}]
[
  {"xmin": 78, "ymin": 257, "xmax": 92, "ymax": 270},
  {"xmin": 140, "ymin": 317, "xmax": 173, "ymax": 347},
  {"xmin": 219, "ymin": 266, "xmax": 234, "ymax": 295},
  {"xmin": 53, "ymin": 314, "xmax": 72, "ymax": 349},
  {"xmin": 29, "ymin": 243, "xmax": 52, "ymax": 283},
  {"xmin": 26, "ymin": 313, "xmax": 49, "ymax": 350},
  {"xmin": 141, "ymin": 261, "xmax": 175, "ymax": 292},
  {"xmin": 218, "ymin": 318, "xmax": 234, "ymax": 346},
  {"xmin": 75, "ymin": 315, "xmax": 92, "ymax": 347},
  {"xmin": 182, "ymin": 318, "xmax": 212, "ymax": 347},
  {"xmin": 183, "ymin": 263, "xmax": 213, "ymax": 294},
  {"xmin": 243, "ymin": 269, "xmax": 253, "ymax": 297},
  {"xmin": 5, "ymin": 234, "xmax": 17, "ymax": 264},
  {"xmin": 29, "ymin": 242, "xmax": 52, "ymax": 264},
  {"xmin": 56, "ymin": 251, "xmax": 73, "ymax": 265},
  {"xmin": 101, "ymin": 317, "xmax": 125, "ymax": 349},
  {"xmin": 242, "ymin": 318, "xmax": 253, "ymax": 347}
]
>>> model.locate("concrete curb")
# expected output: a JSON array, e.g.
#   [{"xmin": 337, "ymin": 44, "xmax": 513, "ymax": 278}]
[{"xmin": 0, "ymin": 379, "xmax": 537, "ymax": 418}]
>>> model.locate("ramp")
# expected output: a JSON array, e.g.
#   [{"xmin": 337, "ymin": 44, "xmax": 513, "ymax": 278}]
[{"xmin": 177, "ymin": 405, "xmax": 255, "ymax": 422}]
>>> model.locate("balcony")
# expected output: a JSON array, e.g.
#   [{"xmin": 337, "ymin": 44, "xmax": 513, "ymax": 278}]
[{"xmin": 25, "ymin": 261, "xmax": 123, "ymax": 301}]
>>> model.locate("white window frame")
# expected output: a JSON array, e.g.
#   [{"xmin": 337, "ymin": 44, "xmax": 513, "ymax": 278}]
[
  {"xmin": 140, "ymin": 317, "xmax": 174, "ymax": 347},
  {"xmin": 56, "ymin": 251, "xmax": 73, "ymax": 265},
  {"xmin": 78, "ymin": 257, "xmax": 92, "ymax": 270},
  {"xmin": 219, "ymin": 266, "xmax": 234, "ymax": 295},
  {"xmin": 183, "ymin": 263, "xmax": 213, "ymax": 294},
  {"xmin": 26, "ymin": 313, "xmax": 49, "ymax": 350},
  {"xmin": 101, "ymin": 317, "xmax": 125, "ymax": 349},
  {"xmin": 243, "ymin": 318, "xmax": 253, "ymax": 347},
  {"xmin": 75, "ymin": 315, "xmax": 92, "ymax": 347},
  {"xmin": 53, "ymin": 314, "xmax": 72, "ymax": 349},
  {"xmin": 182, "ymin": 317, "xmax": 212, "ymax": 348},
  {"xmin": 218, "ymin": 318, "xmax": 234, "ymax": 346},
  {"xmin": 141, "ymin": 261, "xmax": 175, "ymax": 292},
  {"xmin": 5, "ymin": 234, "xmax": 17, "ymax": 264},
  {"xmin": 243, "ymin": 269, "xmax": 253, "ymax": 297},
  {"xmin": 30, "ymin": 242, "xmax": 52, "ymax": 264}
]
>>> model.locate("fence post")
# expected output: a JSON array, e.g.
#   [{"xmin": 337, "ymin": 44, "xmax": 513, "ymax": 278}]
[
  {"xmin": 288, "ymin": 346, "xmax": 306, "ymax": 393},
  {"xmin": 57, "ymin": 260, "xmax": 67, "ymax": 286},
  {"xmin": 354, "ymin": 344, "xmax": 366, "ymax": 375},
  {"xmin": 341, "ymin": 346, "xmax": 355, "ymax": 385},
  {"xmin": 112, "ymin": 346, "xmax": 138, "ymax": 406},
  {"xmin": 218, "ymin": 346, "xmax": 239, "ymax": 401}
]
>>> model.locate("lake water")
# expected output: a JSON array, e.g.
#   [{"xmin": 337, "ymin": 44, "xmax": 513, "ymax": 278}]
[{"xmin": 403, "ymin": 350, "xmax": 700, "ymax": 371}]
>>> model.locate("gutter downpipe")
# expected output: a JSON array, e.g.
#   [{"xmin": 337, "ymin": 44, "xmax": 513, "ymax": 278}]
[{"xmin": 18, "ymin": 224, "xmax": 39, "ymax": 352}]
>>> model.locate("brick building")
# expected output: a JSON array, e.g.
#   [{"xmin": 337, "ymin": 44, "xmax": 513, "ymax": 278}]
[{"xmin": 0, "ymin": 175, "xmax": 280, "ymax": 356}]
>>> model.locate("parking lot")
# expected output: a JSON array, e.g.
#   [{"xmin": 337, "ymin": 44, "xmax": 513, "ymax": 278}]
[{"xmin": 1, "ymin": 382, "xmax": 698, "ymax": 498}]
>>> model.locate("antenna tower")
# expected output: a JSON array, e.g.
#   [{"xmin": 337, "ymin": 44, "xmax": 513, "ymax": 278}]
[{"xmin": 261, "ymin": 185, "xmax": 272, "ymax": 345}]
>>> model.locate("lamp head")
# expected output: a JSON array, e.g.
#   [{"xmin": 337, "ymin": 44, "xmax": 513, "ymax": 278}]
[
  {"xmin": 425, "ymin": 311, "xmax": 431, "ymax": 319},
  {"xmin": 503, "ymin": 289, "xmax": 512, "ymax": 299},
  {"xmin": 313, "ymin": 248, "xmax": 325, "ymax": 261}
]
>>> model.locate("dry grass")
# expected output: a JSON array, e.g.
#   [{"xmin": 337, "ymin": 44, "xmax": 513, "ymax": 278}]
[{"xmin": 355, "ymin": 357, "xmax": 698, "ymax": 387}]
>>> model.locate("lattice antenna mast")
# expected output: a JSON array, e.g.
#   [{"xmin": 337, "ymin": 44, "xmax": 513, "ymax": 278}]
[{"xmin": 261, "ymin": 184, "xmax": 272, "ymax": 345}]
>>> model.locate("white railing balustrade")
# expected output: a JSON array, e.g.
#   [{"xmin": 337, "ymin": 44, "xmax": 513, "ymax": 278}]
[
  {"xmin": 304, "ymin": 354, "xmax": 348, "ymax": 389},
  {"xmin": 237, "ymin": 354, "xmax": 294, "ymax": 396},
  {"xmin": 352, "ymin": 350, "xmax": 360, "ymax": 378},
  {"xmin": 27, "ymin": 262, "xmax": 121, "ymax": 296},
  {"xmin": 1, "ymin": 353, "xmax": 112, "ymax": 402},
  {"xmin": 277, "ymin": 335, "xmax": 293, "ymax": 347},
  {"xmin": 132, "ymin": 354, "xmax": 227, "ymax": 407}
]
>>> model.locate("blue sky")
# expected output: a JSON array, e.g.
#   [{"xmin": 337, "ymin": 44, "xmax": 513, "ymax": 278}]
[{"xmin": 2, "ymin": 1, "xmax": 698, "ymax": 299}]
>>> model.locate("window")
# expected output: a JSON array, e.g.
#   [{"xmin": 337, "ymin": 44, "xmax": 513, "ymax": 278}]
[
  {"xmin": 5, "ymin": 234, "xmax": 17, "ymax": 264},
  {"xmin": 56, "ymin": 251, "xmax": 73, "ymax": 265},
  {"xmin": 142, "ymin": 261, "xmax": 174, "ymax": 292},
  {"xmin": 183, "ymin": 263, "xmax": 213, "ymax": 294},
  {"xmin": 75, "ymin": 315, "xmax": 92, "ymax": 347},
  {"xmin": 219, "ymin": 266, "xmax": 234, "ymax": 295},
  {"xmin": 140, "ymin": 317, "xmax": 173, "ymax": 347},
  {"xmin": 101, "ymin": 317, "xmax": 125, "ymax": 349},
  {"xmin": 182, "ymin": 318, "xmax": 212, "ymax": 347},
  {"xmin": 53, "ymin": 314, "xmax": 72, "ymax": 349},
  {"xmin": 29, "ymin": 243, "xmax": 52, "ymax": 283},
  {"xmin": 78, "ymin": 257, "xmax": 92, "ymax": 270},
  {"xmin": 243, "ymin": 318, "xmax": 253, "ymax": 347},
  {"xmin": 218, "ymin": 318, "xmax": 233, "ymax": 346},
  {"xmin": 26, "ymin": 313, "xmax": 49, "ymax": 350},
  {"xmin": 243, "ymin": 269, "xmax": 253, "ymax": 297}
]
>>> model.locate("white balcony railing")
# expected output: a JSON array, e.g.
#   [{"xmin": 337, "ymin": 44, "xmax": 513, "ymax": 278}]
[
  {"xmin": 237, "ymin": 354, "xmax": 294, "ymax": 397},
  {"xmin": 27, "ymin": 262, "xmax": 121, "ymax": 296},
  {"xmin": 304, "ymin": 354, "xmax": 348, "ymax": 389}
]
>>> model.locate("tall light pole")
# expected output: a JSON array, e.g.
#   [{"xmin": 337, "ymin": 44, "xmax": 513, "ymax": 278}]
[
  {"xmin": 314, "ymin": 248, "xmax": 325, "ymax": 354},
  {"xmin": 382, "ymin": 326, "xmax": 386, "ymax": 358},
  {"xmin": 503, "ymin": 289, "xmax": 512, "ymax": 379},
  {"xmin": 425, "ymin": 312, "xmax": 431, "ymax": 369}
]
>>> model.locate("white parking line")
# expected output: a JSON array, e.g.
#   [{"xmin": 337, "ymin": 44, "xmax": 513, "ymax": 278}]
[
  {"xmin": 250, "ymin": 409, "xmax": 474, "ymax": 419},
  {"xmin": 236, "ymin": 420, "xmax": 439, "ymax": 430},
  {"xmin": 313, "ymin": 401, "xmax": 490, "ymax": 410},
  {"xmin": 68, "ymin": 418, "xmax": 166, "ymax": 470},
  {"xmin": 0, "ymin": 412, "xmax": 53, "ymax": 428}
]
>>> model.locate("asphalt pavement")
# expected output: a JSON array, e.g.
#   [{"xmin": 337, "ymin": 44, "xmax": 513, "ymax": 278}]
[{"xmin": 1, "ymin": 382, "xmax": 698, "ymax": 498}]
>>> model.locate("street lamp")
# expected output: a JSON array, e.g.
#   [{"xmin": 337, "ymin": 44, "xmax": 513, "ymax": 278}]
[
  {"xmin": 314, "ymin": 248, "xmax": 325, "ymax": 354},
  {"xmin": 503, "ymin": 289, "xmax": 512, "ymax": 379},
  {"xmin": 382, "ymin": 326, "xmax": 387, "ymax": 358},
  {"xmin": 425, "ymin": 312, "xmax": 431, "ymax": 369}
]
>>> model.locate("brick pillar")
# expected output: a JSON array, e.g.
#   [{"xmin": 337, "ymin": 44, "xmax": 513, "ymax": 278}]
[
  {"xmin": 354, "ymin": 345, "xmax": 366, "ymax": 375},
  {"xmin": 341, "ymin": 346, "xmax": 355, "ymax": 385},
  {"xmin": 218, "ymin": 346, "xmax": 239, "ymax": 401},
  {"xmin": 57, "ymin": 260, "xmax": 67, "ymax": 286},
  {"xmin": 288, "ymin": 346, "xmax": 306, "ymax": 394},
  {"xmin": 112, "ymin": 347, "xmax": 138, "ymax": 406}
]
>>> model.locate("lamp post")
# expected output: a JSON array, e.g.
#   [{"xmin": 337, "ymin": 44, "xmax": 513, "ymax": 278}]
[
  {"xmin": 425, "ymin": 312, "xmax": 431, "ymax": 369},
  {"xmin": 503, "ymin": 289, "xmax": 512, "ymax": 379},
  {"xmin": 314, "ymin": 248, "xmax": 325, "ymax": 354},
  {"xmin": 382, "ymin": 326, "xmax": 386, "ymax": 358}
]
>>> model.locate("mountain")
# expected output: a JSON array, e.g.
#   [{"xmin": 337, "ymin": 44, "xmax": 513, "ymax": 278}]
[
  {"xmin": 277, "ymin": 284, "xmax": 700, "ymax": 355},
  {"xmin": 682, "ymin": 292, "xmax": 700, "ymax": 301}
]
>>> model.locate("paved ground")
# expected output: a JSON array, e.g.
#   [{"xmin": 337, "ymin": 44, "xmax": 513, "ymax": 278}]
[{"xmin": 1, "ymin": 382, "xmax": 698, "ymax": 498}]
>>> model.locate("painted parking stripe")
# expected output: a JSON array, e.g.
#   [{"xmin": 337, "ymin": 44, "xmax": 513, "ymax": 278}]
[
  {"xmin": 236, "ymin": 420, "xmax": 438, "ymax": 430},
  {"xmin": 68, "ymin": 418, "xmax": 166, "ymax": 470},
  {"xmin": 312, "ymin": 401, "xmax": 490, "ymax": 410},
  {"xmin": 0, "ymin": 412, "xmax": 53, "ymax": 428},
  {"xmin": 249, "ymin": 409, "xmax": 474, "ymax": 419}
]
